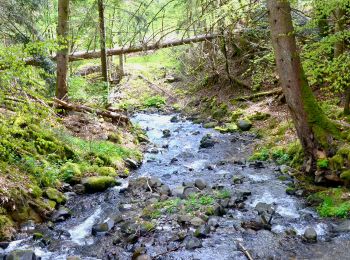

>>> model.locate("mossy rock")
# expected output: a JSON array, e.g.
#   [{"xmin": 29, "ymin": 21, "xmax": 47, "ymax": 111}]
[
  {"xmin": 33, "ymin": 232, "xmax": 43, "ymax": 240},
  {"xmin": 0, "ymin": 215, "xmax": 14, "ymax": 241},
  {"xmin": 340, "ymin": 170, "xmax": 350, "ymax": 181},
  {"xmin": 108, "ymin": 133, "xmax": 123, "ymax": 144},
  {"xmin": 248, "ymin": 112, "xmax": 271, "ymax": 121},
  {"xmin": 329, "ymin": 155, "xmax": 344, "ymax": 171},
  {"xmin": 60, "ymin": 162, "xmax": 82, "ymax": 184},
  {"xmin": 44, "ymin": 188, "xmax": 67, "ymax": 204},
  {"xmin": 203, "ymin": 122, "xmax": 217, "ymax": 129},
  {"xmin": 10, "ymin": 206, "xmax": 41, "ymax": 223},
  {"xmin": 96, "ymin": 167, "xmax": 117, "ymax": 177},
  {"xmin": 236, "ymin": 119, "xmax": 252, "ymax": 131},
  {"xmin": 215, "ymin": 123, "xmax": 238, "ymax": 133},
  {"xmin": 29, "ymin": 185, "xmax": 43, "ymax": 199},
  {"xmin": 47, "ymin": 200, "xmax": 57, "ymax": 209},
  {"xmin": 82, "ymin": 176, "xmax": 118, "ymax": 193}
]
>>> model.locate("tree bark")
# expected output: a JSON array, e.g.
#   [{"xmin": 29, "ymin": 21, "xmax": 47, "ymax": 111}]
[
  {"xmin": 56, "ymin": 0, "xmax": 70, "ymax": 100},
  {"xmin": 98, "ymin": 0, "xmax": 108, "ymax": 82},
  {"xmin": 267, "ymin": 0, "xmax": 339, "ymax": 173},
  {"xmin": 334, "ymin": 8, "xmax": 346, "ymax": 58}
]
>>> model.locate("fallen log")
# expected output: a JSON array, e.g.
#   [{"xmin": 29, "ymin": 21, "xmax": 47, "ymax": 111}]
[
  {"xmin": 53, "ymin": 98, "xmax": 130, "ymax": 126},
  {"xmin": 234, "ymin": 88, "xmax": 283, "ymax": 101},
  {"xmin": 24, "ymin": 34, "xmax": 219, "ymax": 66}
]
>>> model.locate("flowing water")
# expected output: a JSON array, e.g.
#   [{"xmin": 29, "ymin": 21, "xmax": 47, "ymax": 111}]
[{"xmin": 2, "ymin": 113, "xmax": 350, "ymax": 259}]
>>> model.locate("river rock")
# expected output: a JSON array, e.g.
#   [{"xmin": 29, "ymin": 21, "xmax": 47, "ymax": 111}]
[
  {"xmin": 5, "ymin": 249, "xmax": 37, "ymax": 260},
  {"xmin": 194, "ymin": 179, "xmax": 207, "ymax": 190},
  {"xmin": 158, "ymin": 185, "xmax": 170, "ymax": 196},
  {"xmin": 66, "ymin": 256, "xmax": 81, "ymax": 260},
  {"xmin": 213, "ymin": 204, "xmax": 226, "ymax": 216},
  {"xmin": 183, "ymin": 187, "xmax": 198, "ymax": 199},
  {"xmin": 199, "ymin": 134, "xmax": 215, "ymax": 148},
  {"xmin": 178, "ymin": 214, "xmax": 192, "ymax": 224},
  {"xmin": 207, "ymin": 217, "xmax": 219, "ymax": 228},
  {"xmin": 52, "ymin": 206, "xmax": 71, "ymax": 222},
  {"xmin": 82, "ymin": 176, "xmax": 118, "ymax": 193},
  {"xmin": 237, "ymin": 119, "xmax": 252, "ymax": 131},
  {"xmin": 172, "ymin": 186, "xmax": 185, "ymax": 198},
  {"xmin": 136, "ymin": 255, "xmax": 152, "ymax": 260},
  {"xmin": 125, "ymin": 158, "xmax": 140, "ymax": 169},
  {"xmin": 0, "ymin": 242, "xmax": 9, "ymax": 249},
  {"xmin": 185, "ymin": 236, "xmax": 202, "ymax": 250},
  {"xmin": 304, "ymin": 227, "xmax": 317, "ymax": 242},
  {"xmin": 162, "ymin": 129, "xmax": 171, "ymax": 138},
  {"xmin": 170, "ymin": 116, "xmax": 179, "ymax": 123},
  {"xmin": 190, "ymin": 217, "xmax": 205, "ymax": 227},
  {"xmin": 92, "ymin": 219, "xmax": 115, "ymax": 236},
  {"xmin": 149, "ymin": 177, "xmax": 162, "ymax": 188},
  {"xmin": 194, "ymin": 225, "xmax": 210, "ymax": 238},
  {"xmin": 255, "ymin": 202, "xmax": 274, "ymax": 215},
  {"xmin": 72, "ymin": 184, "xmax": 85, "ymax": 195},
  {"xmin": 44, "ymin": 188, "xmax": 67, "ymax": 204}
]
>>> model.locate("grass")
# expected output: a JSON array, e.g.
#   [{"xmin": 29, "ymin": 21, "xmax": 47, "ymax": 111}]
[{"xmin": 308, "ymin": 188, "xmax": 350, "ymax": 218}]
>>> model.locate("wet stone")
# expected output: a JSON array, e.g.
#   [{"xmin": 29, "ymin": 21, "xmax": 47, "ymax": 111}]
[
  {"xmin": 237, "ymin": 119, "xmax": 252, "ymax": 131},
  {"xmin": 207, "ymin": 217, "xmax": 219, "ymax": 228},
  {"xmin": 199, "ymin": 134, "xmax": 215, "ymax": 149},
  {"xmin": 136, "ymin": 255, "xmax": 152, "ymax": 260},
  {"xmin": 170, "ymin": 116, "xmax": 179, "ymax": 123},
  {"xmin": 194, "ymin": 225, "xmax": 210, "ymax": 238},
  {"xmin": 304, "ymin": 227, "xmax": 317, "ymax": 243},
  {"xmin": 0, "ymin": 242, "xmax": 9, "ymax": 249},
  {"xmin": 73, "ymin": 184, "xmax": 85, "ymax": 195},
  {"xmin": 183, "ymin": 187, "xmax": 198, "ymax": 199},
  {"xmin": 194, "ymin": 179, "xmax": 207, "ymax": 190},
  {"xmin": 255, "ymin": 202, "xmax": 275, "ymax": 215},
  {"xmin": 149, "ymin": 177, "xmax": 162, "ymax": 188},
  {"xmin": 5, "ymin": 250, "xmax": 37, "ymax": 260},
  {"xmin": 92, "ymin": 218, "xmax": 115, "ymax": 236},
  {"xmin": 52, "ymin": 206, "xmax": 71, "ymax": 222},
  {"xmin": 125, "ymin": 158, "xmax": 140, "ymax": 169},
  {"xmin": 190, "ymin": 217, "xmax": 205, "ymax": 227},
  {"xmin": 162, "ymin": 129, "xmax": 171, "ymax": 138},
  {"xmin": 333, "ymin": 220, "xmax": 350, "ymax": 233},
  {"xmin": 172, "ymin": 186, "xmax": 185, "ymax": 198},
  {"xmin": 185, "ymin": 236, "xmax": 202, "ymax": 250}
]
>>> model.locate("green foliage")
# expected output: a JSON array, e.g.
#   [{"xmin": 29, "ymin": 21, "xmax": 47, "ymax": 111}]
[
  {"xmin": 317, "ymin": 159, "xmax": 329, "ymax": 169},
  {"xmin": 249, "ymin": 148, "xmax": 269, "ymax": 161},
  {"xmin": 309, "ymin": 188, "xmax": 350, "ymax": 218},
  {"xmin": 0, "ymin": 215, "xmax": 14, "ymax": 241},
  {"xmin": 184, "ymin": 194, "xmax": 215, "ymax": 212},
  {"xmin": 215, "ymin": 189, "xmax": 231, "ymax": 199},
  {"xmin": 143, "ymin": 95, "xmax": 166, "ymax": 108},
  {"xmin": 69, "ymin": 76, "xmax": 109, "ymax": 106}
]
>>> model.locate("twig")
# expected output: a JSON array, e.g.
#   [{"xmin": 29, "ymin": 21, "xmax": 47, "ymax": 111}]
[
  {"xmin": 237, "ymin": 241, "xmax": 254, "ymax": 260},
  {"xmin": 146, "ymin": 178, "xmax": 153, "ymax": 193}
]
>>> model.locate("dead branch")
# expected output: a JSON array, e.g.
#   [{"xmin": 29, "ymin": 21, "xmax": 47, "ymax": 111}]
[
  {"xmin": 53, "ymin": 98, "xmax": 130, "ymax": 126},
  {"xmin": 237, "ymin": 241, "xmax": 254, "ymax": 260},
  {"xmin": 234, "ymin": 88, "xmax": 283, "ymax": 101}
]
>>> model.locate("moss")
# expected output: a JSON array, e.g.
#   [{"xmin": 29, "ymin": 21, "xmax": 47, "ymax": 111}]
[
  {"xmin": 317, "ymin": 159, "xmax": 329, "ymax": 169},
  {"xmin": 0, "ymin": 215, "xmax": 14, "ymax": 241},
  {"xmin": 47, "ymin": 200, "xmax": 57, "ymax": 209},
  {"xmin": 82, "ymin": 176, "xmax": 117, "ymax": 193},
  {"xmin": 203, "ymin": 122, "xmax": 218, "ymax": 128},
  {"xmin": 141, "ymin": 221, "xmax": 155, "ymax": 232},
  {"xmin": 248, "ymin": 112, "xmax": 271, "ymax": 121},
  {"xmin": 108, "ymin": 133, "xmax": 123, "ymax": 144},
  {"xmin": 44, "ymin": 188, "xmax": 66, "ymax": 204},
  {"xmin": 230, "ymin": 110, "xmax": 244, "ymax": 121},
  {"xmin": 300, "ymin": 75, "xmax": 340, "ymax": 148},
  {"xmin": 33, "ymin": 232, "xmax": 44, "ymax": 240},
  {"xmin": 96, "ymin": 167, "xmax": 117, "ymax": 177},
  {"xmin": 329, "ymin": 155, "xmax": 344, "ymax": 171},
  {"xmin": 60, "ymin": 162, "xmax": 82, "ymax": 184},
  {"xmin": 340, "ymin": 170, "xmax": 350, "ymax": 181},
  {"xmin": 214, "ymin": 123, "xmax": 238, "ymax": 133},
  {"xmin": 29, "ymin": 185, "xmax": 43, "ymax": 199}
]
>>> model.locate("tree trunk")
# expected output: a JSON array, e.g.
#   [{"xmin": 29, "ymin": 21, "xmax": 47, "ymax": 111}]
[
  {"xmin": 98, "ymin": 0, "xmax": 108, "ymax": 82},
  {"xmin": 118, "ymin": 54, "xmax": 125, "ymax": 77},
  {"xmin": 267, "ymin": 0, "xmax": 339, "ymax": 173},
  {"xmin": 344, "ymin": 88, "xmax": 350, "ymax": 115},
  {"xmin": 334, "ymin": 8, "xmax": 346, "ymax": 58},
  {"xmin": 56, "ymin": 0, "xmax": 70, "ymax": 100}
]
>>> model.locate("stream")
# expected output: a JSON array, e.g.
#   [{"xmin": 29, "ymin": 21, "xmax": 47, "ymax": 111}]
[{"xmin": 2, "ymin": 113, "xmax": 350, "ymax": 259}]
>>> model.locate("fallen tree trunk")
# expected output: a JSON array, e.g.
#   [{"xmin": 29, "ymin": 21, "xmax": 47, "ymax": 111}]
[
  {"xmin": 25, "ymin": 34, "xmax": 219, "ymax": 66},
  {"xmin": 234, "ymin": 88, "xmax": 283, "ymax": 101},
  {"xmin": 54, "ymin": 98, "xmax": 130, "ymax": 126}
]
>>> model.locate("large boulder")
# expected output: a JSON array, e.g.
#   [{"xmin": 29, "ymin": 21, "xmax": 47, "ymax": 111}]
[
  {"xmin": 185, "ymin": 236, "xmax": 202, "ymax": 250},
  {"xmin": 5, "ymin": 250, "xmax": 37, "ymax": 260},
  {"xmin": 44, "ymin": 188, "xmax": 67, "ymax": 204},
  {"xmin": 194, "ymin": 179, "xmax": 207, "ymax": 190},
  {"xmin": 237, "ymin": 119, "xmax": 252, "ymax": 131},
  {"xmin": 82, "ymin": 176, "xmax": 118, "ymax": 193}
]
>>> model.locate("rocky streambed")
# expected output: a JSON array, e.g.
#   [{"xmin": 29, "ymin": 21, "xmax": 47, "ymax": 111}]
[{"xmin": 2, "ymin": 113, "xmax": 350, "ymax": 260}]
